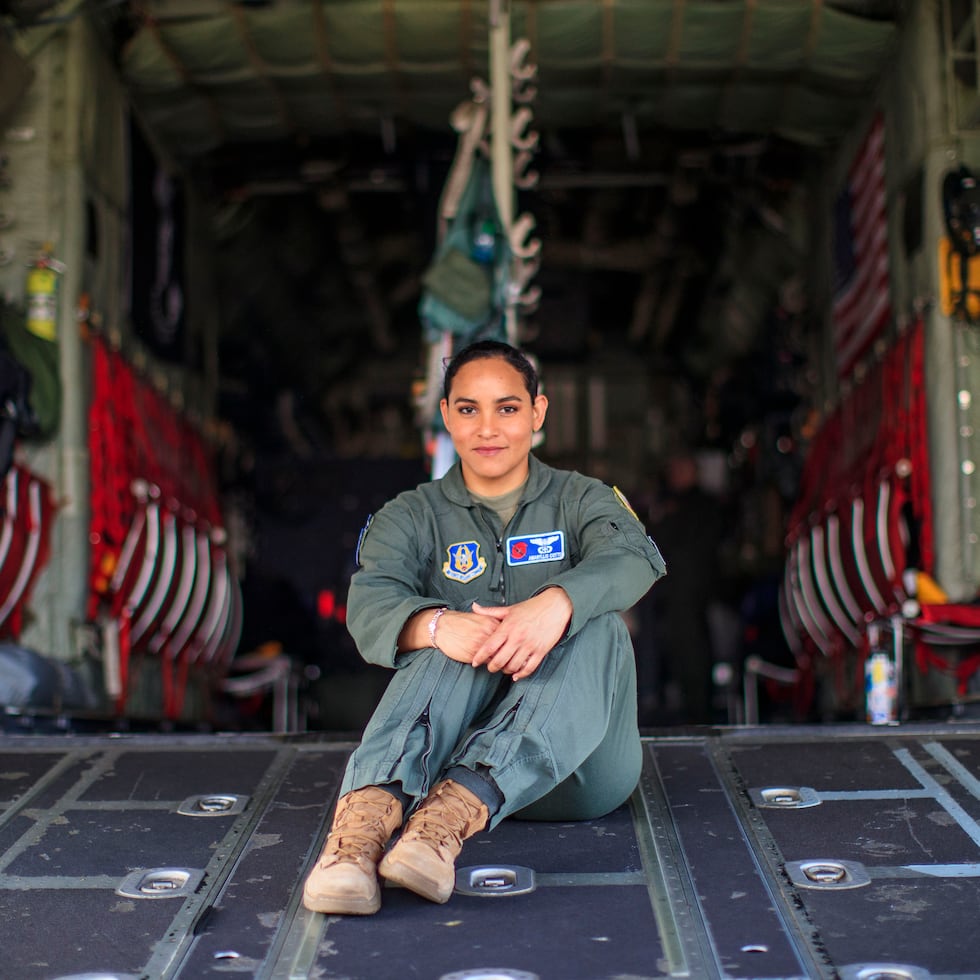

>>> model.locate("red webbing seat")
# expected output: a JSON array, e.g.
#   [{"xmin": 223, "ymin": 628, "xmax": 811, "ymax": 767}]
[
  {"xmin": 0, "ymin": 465, "xmax": 55, "ymax": 639},
  {"xmin": 86, "ymin": 335, "xmax": 235, "ymax": 718},
  {"xmin": 779, "ymin": 319, "xmax": 933, "ymax": 709}
]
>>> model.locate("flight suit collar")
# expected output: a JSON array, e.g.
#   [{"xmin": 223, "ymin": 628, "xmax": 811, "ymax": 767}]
[{"xmin": 440, "ymin": 453, "xmax": 551, "ymax": 508}]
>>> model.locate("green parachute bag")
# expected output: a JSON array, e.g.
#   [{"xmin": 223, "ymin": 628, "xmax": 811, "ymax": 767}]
[
  {"xmin": 419, "ymin": 154, "xmax": 511, "ymax": 345},
  {"xmin": 0, "ymin": 299, "xmax": 61, "ymax": 441}
]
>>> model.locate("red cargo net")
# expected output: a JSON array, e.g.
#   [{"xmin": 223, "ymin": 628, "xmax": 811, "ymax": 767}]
[
  {"xmin": 87, "ymin": 334, "xmax": 240, "ymax": 717},
  {"xmin": 780, "ymin": 319, "xmax": 934, "ymax": 707}
]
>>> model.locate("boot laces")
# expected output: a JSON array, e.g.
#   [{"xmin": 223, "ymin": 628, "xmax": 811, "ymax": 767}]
[
  {"xmin": 327, "ymin": 793, "xmax": 398, "ymax": 863},
  {"xmin": 408, "ymin": 783, "xmax": 486, "ymax": 852}
]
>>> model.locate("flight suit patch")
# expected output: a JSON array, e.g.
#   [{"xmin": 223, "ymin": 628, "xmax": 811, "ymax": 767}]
[
  {"xmin": 354, "ymin": 514, "xmax": 374, "ymax": 566},
  {"xmin": 443, "ymin": 541, "xmax": 488, "ymax": 582},
  {"xmin": 612, "ymin": 485, "xmax": 639, "ymax": 521},
  {"xmin": 506, "ymin": 531, "xmax": 565, "ymax": 565}
]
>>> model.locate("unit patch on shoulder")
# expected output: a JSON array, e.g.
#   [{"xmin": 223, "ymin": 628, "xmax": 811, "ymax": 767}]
[
  {"xmin": 506, "ymin": 531, "xmax": 566, "ymax": 566},
  {"xmin": 612, "ymin": 486, "xmax": 639, "ymax": 521},
  {"xmin": 354, "ymin": 514, "xmax": 374, "ymax": 567},
  {"xmin": 443, "ymin": 541, "xmax": 488, "ymax": 583}
]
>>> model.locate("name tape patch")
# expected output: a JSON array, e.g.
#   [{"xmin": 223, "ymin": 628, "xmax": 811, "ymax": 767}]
[{"xmin": 506, "ymin": 531, "xmax": 566, "ymax": 566}]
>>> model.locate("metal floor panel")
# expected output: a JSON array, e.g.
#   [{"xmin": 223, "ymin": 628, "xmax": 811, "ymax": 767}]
[
  {"xmin": 0, "ymin": 735, "xmax": 347, "ymax": 980},
  {"xmin": 1, "ymin": 728, "xmax": 980, "ymax": 979},
  {"xmin": 718, "ymin": 728, "xmax": 980, "ymax": 979},
  {"xmin": 302, "ymin": 802, "xmax": 666, "ymax": 980}
]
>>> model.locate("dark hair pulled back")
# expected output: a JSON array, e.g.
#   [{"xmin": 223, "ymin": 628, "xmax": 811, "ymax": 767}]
[{"xmin": 442, "ymin": 340, "xmax": 539, "ymax": 401}]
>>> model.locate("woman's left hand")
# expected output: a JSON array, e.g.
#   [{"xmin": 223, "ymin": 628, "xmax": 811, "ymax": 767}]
[{"xmin": 470, "ymin": 587, "xmax": 573, "ymax": 681}]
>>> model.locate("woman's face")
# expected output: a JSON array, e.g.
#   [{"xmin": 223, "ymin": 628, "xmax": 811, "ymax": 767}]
[{"xmin": 440, "ymin": 356, "xmax": 548, "ymax": 496}]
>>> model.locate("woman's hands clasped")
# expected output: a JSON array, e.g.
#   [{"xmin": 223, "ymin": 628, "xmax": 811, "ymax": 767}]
[{"xmin": 434, "ymin": 587, "xmax": 573, "ymax": 681}]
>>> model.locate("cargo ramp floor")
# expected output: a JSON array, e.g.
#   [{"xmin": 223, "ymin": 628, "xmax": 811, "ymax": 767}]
[{"xmin": 2, "ymin": 726, "xmax": 980, "ymax": 979}]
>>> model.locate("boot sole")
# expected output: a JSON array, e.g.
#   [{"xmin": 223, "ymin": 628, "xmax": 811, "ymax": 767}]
[
  {"xmin": 302, "ymin": 884, "xmax": 380, "ymax": 916},
  {"xmin": 378, "ymin": 853, "xmax": 452, "ymax": 904}
]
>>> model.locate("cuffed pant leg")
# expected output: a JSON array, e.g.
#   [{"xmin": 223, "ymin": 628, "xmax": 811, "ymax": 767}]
[
  {"xmin": 340, "ymin": 648, "xmax": 502, "ymax": 802},
  {"xmin": 451, "ymin": 612, "xmax": 642, "ymax": 827}
]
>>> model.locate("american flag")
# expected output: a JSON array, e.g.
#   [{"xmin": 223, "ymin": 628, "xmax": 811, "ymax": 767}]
[{"xmin": 832, "ymin": 113, "xmax": 891, "ymax": 378}]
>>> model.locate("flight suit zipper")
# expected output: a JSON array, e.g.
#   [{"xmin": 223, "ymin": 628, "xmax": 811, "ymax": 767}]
[
  {"xmin": 417, "ymin": 705, "xmax": 434, "ymax": 800},
  {"xmin": 477, "ymin": 506, "xmax": 506, "ymax": 604},
  {"xmin": 477, "ymin": 499, "xmax": 529, "ymax": 606}
]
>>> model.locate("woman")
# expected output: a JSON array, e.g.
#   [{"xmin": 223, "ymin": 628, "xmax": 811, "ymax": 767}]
[{"xmin": 303, "ymin": 340, "xmax": 666, "ymax": 915}]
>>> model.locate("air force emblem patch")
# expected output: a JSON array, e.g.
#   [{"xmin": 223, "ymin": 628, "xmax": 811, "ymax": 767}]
[
  {"xmin": 443, "ymin": 541, "xmax": 488, "ymax": 583},
  {"xmin": 506, "ymin": 531, "xmax": 566, "ymax": 566}
]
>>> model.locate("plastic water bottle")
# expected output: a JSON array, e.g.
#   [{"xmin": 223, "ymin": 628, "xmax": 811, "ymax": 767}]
[{"xmin": 865, "ymin": 650, "xmax": 897, "ymax": 725}]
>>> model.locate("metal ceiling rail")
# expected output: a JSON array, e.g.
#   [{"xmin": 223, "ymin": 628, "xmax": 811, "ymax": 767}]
[
  {"xmin": 310, "ymin": 0, "xmax": 350, "ymax": 127},
  {"xmin": 942, "ymin": 0, "xmax": 980, "ymax": 133},
  {"xmin": 773, "ymin": 0, "xmax": 823, "ymax": 143},
  {"xmin": 228, "ymin": 1, "xmax": 293, "ymax": 138},
  {"xmin": 112, "ymin": 0, "xmax": 902, "ymax": 161},
  {"xmin": 141, "ymin": 13, "xmax": 226, "ymax": 144}
]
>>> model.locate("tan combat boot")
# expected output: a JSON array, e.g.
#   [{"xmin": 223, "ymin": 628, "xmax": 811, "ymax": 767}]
[
  {"xmin": 302, "ymin": 786, "xmax": 403, "ymax": 915},
  {"xmin": 378, "ymin": 779, "xmax": 489, "ymax": 904}
]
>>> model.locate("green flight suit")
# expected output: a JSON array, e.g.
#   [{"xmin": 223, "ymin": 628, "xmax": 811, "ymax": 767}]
[{"xmin": 341, "ymin": 454, "xmax": 666, "ymax": 828}]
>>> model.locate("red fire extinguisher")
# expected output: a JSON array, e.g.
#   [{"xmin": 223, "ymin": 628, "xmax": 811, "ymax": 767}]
[{"xmin": 25, "ymin": 244, "xmax": 65, "ymax": 341}]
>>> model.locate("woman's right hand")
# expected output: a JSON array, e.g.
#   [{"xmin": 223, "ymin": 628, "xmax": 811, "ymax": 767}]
[
  {"xmin": 396, "ymin": 607, "xmax": 499, "ymax": 664},
  {"xmin": 430, "ymin": 609, "xmax": 501, "ymax": 665}
]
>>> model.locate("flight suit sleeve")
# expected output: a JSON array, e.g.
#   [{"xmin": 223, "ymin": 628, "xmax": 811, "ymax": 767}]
[
  {"xmin": 345, "ymin": 498, "xmax": 445, "ymax": 669},
  {"xmin": 537, "ymin": 480, "xmax": 666, "ymax": 640}
]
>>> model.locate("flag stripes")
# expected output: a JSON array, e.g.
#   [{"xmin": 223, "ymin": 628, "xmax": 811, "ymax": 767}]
[{"xmin": 832, "ymin": 113, "xmax": 891, "ymax": 378}]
